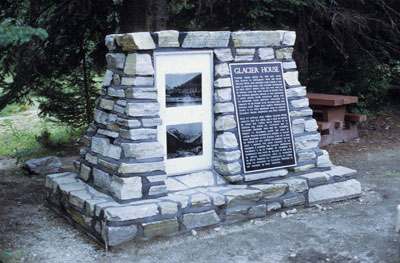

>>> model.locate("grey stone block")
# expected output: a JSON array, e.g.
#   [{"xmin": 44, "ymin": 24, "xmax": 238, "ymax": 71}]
[
  {"xmin": 183, "ymin": 210, "xmax": 220, "ymax": 229},
  {"xmin": 121, "ymin": 142, "xmax": 164, "ymax": 159},
  {"xmin": 182, "ymin": 31, "xmax": 230, "ymax": 48},
  {"xmin": 104, "ymin": 225, "xmax": 138, "ymax": 246},
  {"xmin": 119, "ymin": 128, "xmax": 157, "ymax": 140},
  {"xmin": 283, "ymin": 195, "xmax": 305, "ymax": 207},
  {"xmin": 244, "ymin": 169, "xmax": 288, "ymax": 182},
  {"xmin": 156, "ymin": 30, "xmax": 180, "ymax": 47},
  {"xmin": 91, "ymin": 137, "xmax": 121, "ymax": 160},
  {"xmin": 232, "ymin": 31, "xmax": 282, "ymax": 47},
  {"xmin": 258, "ymin": 48, "xmax": 275, "ymax": 60},
  {"xmin": 24, "ymin": 156, "xmax": 62, "ymax": 175},
  {"xmin": 118, "ymin": 162, "xmax": 165, "ymax": 174},
  {"xmin": 124, "ymin": 53, "xmax": 154, "ymax": 75},
  {"xmin": 125, "ymin": 103, "xmax": 160, "ymax": 117},
  {"xmin": 106, "ymin": 53, "xmax": 126, "ymax": 69},
  {"xmin": 142, "ymin": 218, "xmax": 179, "ymax": 238},
  {"xmin": 115, "ymin": 32, "xmax": 156, "ymax": 51},
  {"xmin": 104, "ymin": 203, "xmax": 159, "ymax": 221},
  {"xmin": 215, "ymin": 115, "xmax": 236, "ymax": 131},
  {"xmin": 214, "ymin": 49, "xmax": 233, "ymax": 62},
  {"xmin": 252, "ymin": 184, "xmax": 287, "ymax": 199},
  {"xmin": 214, "ymin": 88, "xmax": 232, "ymax": 102},
  {"xmin": 248, "ymin": 204, "xmax": 267, "ymax": 218},
  {"xmin": 308, "ymin": 179, "xmax": 362, "ymax": 205}
]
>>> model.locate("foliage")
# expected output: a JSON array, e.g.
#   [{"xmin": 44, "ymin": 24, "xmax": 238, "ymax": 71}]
[
  {"xmin": 0, "ymin": 21, "xmax": 48, "ymax": 47},
  {"xmin": 0, "ymin": 119, "xmax": 84, "ymax": 162},
  {"xmin": 0, "ymin": 103, "xmax": 31, "ymax": 117},
  {"xmin": 0, "ymin": 250, "xmax": 24, "ymax": 263}
]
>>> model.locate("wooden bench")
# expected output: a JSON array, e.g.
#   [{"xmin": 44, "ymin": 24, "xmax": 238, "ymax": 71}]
[{"xmin": 307, "ymin": 93, "xmax": 367, "ymax": 146}]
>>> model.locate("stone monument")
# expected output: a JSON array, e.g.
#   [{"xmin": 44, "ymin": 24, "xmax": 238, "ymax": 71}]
[{"xmin": 46, "ymin": 30, "xmax": 362, "ymax": 246}]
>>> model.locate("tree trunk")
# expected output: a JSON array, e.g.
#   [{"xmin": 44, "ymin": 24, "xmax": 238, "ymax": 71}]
[
  {"xmin": 294, "ymin": 7, "xmax": 309, "ymax": 86},
  {"xmin": 81, "ymin": 41, "xmax": 92, "ymax": 124},
  {"xmin": 120, "ymin": 0, "xmax": 167, "ymax": 33}
]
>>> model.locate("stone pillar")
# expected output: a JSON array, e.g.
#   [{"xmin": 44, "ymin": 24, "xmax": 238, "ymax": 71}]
[{"xmin": 75, "ymin": 33, "xmax": 167, "ymax": 202}]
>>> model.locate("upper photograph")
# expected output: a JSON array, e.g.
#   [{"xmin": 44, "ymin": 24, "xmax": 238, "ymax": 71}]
[{"xmin": 165, "ymin": 73, "xmax": 202, "ymax": 107}]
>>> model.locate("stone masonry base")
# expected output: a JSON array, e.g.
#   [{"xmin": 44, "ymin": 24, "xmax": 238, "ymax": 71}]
[{"xmin": 46, "ymin": 166, "xmax": 361, "ymax": 247}]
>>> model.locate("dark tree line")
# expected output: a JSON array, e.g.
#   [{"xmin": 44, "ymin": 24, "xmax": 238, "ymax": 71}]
[{"xmin": 0, "ymin": 0, "xmax": 399, "ymax": 126}]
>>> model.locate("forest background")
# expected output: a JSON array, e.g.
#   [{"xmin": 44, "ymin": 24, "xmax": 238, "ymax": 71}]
[{"xmin": 0, "ymin": 0, "xmax": 399, "ymax": 127}]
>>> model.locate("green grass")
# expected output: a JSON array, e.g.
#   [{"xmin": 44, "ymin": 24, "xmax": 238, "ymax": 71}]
[
  {"xmin": 0, "ymin": 103, "xmax": 32, "ymax": 117},
  {"xmin": 0, "ymin": 250, "xmax": 24, "ymax": 263},
  {"xmin": 384, "ymin": 172, "xmax": 400, "ymax": 178},
  {"xmin": 0, "ymin": 119, "xmax": 85, "ymax": 162}
]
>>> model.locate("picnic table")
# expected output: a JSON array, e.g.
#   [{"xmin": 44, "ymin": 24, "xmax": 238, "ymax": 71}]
[{"xmin": 306, "ymin": 93, "xmax": 367, "ymax": 146}]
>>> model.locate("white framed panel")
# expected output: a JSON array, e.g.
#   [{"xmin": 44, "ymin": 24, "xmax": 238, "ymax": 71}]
[{"xmin": 155, "ymin": 51, "xmax": 214, "ymax": 175}]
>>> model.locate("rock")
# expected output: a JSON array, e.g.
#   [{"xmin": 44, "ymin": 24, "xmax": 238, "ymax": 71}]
[
  {"xmin": 103, "ymin": 225, "xmax": 137, "ymax": 246},
  {"xmin": 235, "ymin": 48, "xmax": 255, "ymax": 61},
  {"xmin": 183, "ymin": 210, "xmax": 220, "ymax": 229},
  {"xmin": 106, "ymin": 53, "xmax": 126, "ymax": 70},
  {"xmin": 214, "ymin": 88, "xmax": 232, "ymax": 102},
  {"xmin": 317, "ymin": 150, "xmax": 333, "ymax": 168},
  {"xmin": 97, "ymin": 129, "xmax": 119, "ymax": 138},
  {"xmin": 267, "ymin": 202, "xmax": 281, "ymax": 212},
  {"xmin": 115, "ymin": 32, "xmax": 156, "ymax": 50},
  {"xmin": 142, "ymin": 218, "xmax": 179, "ymax": 238},
  {"xmin": 116, "ymin": 118, "xmax": 141, "ymax": 128},
  {"xmin": 325, "ymin": 166, "xmax": 357, "ymax": 179},
  {"xmin": 283, "ymin": 195, "xmax": 306, "ymax": 207},
  {"xmin": 290, "ymin": 109, "xmax": 313, "ymax": 117},
  {"xmin": 290, "ymin": 98, "xmax": 309, "ymax": 108},
  {"xmin": 275, "ymin": 178, "xmax": 308, "ymax": 193},
  {"xmin": 214, "ymin": 49, "xmax": 234, "ymax": 62},
  {"xmin": 107, "ymin": 87, "xmax": 125, "ymax": 98},
  {"xmin": 98, "ymin": 158, "xmax": 119, "ymax": 171},
  {"xmin": 214, "ymin": 161, "xmax": 241, "ymax": 175},
  {"xmin": 119, "ymin": 128, "xmax": 157, "ymax": 141},
  {"xmin": 214, "ymin": 150, "xmax": 241, "ymax": 162},
  {"xmin": 225, "ymin": 189, "xmax": 262, "ymax": 207},
  {"xmin": 91, "ymin": 137, "xmax": 122, "ymax": 160},
  {"xmin": 283, "ymin": 61, "xmax": 297, "ymax": 70},
  {"xmin": 93, "ymin": 168, "xmax": 111, "ymax": 189},
  {"xmin": 292, "ymin": 118, "xmax": 305, "ymax": 134},
  {"xmin": 214, "ymin": 78, "xmax": 232, "ymax": 88},
  {"xmin": 286, "ymin": 208, "xmax": 297, "ymax": 214},
  {"xmin": 121, "ymin": 142, "xmax": 164, "ymax": 159},
  {"xmin": 226, "ymin": 208, "xmax": 248, "ymax": 223},
  {"xmin": 175, "ymin": 171, "xmax": 215, "ymax": 188},
  {"xmin": 99, "ymin": 99, "xmax": 114, "ymax": 111},
  {"xmin": 118, "ymin": 162, "xmax": 165, "ymax": 174},
  {"xmin": 148, "ymin": 185, "xmax": 167, "ymax": 196},
  {"xmin": 103, "ymin": 70, "xmax": 113, "ymax": 87},
  {"xmin": 248, "ymin": 204, "xmax": 267, "ymax": 218},
  {"xmin": 182, "ymin": 31, "xmax": 230, "ymax": 48},
  {"xmin": 126, "ymin": 88, "xmax": 157, "ymax": 100},
  {"xmin": 282, "ymin": 31, "xmax": 296, "ymax": 46},
  {"xmin": 110, "ymin": 176, "xmax": 142, "ymax": 200},
  {"xmin": 295, "ymin": 133, "xmax": 321, "ymax": 150},
  {"xmin": 244, "ymin": 169, "xmax": 288, "ymax": 181},
  {"xmin": 124, "ymin": 53, "xmax": 154, "ymax": 75},
  {"xmin": 276, "ymin": 48, "xmax": 294, "ymax": 59},
  {"xmin": 191, "ymin": 193, "xmax": 212, "ymax": 207},
  {"xmin": 232, "ymin": 31, "xmax": 282, "ymax": 47},
  {"xmin": 156, "ymin": 30, "xmax": 179, "ymax": 47},
  {"xmin": 396, "ymin": 205, "xmax": 400, "ymax": 233},
  {"xmin": 125, "ymin": 103, "xmax": 159, "ymax": 117},
  {"xmin": 121, "ymin": 76, "xmax": 153, "ymax": 86},
  {"xmin": 305, "ymin": 119, "xmax": 318, "ymax": 132},
  {"xmin": 308, "ymin": 179, "xmax": 362, "ymax": 205},
  {"xmin": 252, "ymin": 184, "xmax": 287, "ymax": 199},
  {"xmin": 258, "ymin": 48, "xmax": 275, "ymax": 60},
  {"xmin": 215, "ymin": 63, "xmax": 230, "ymax": 77},
  {"xmin": 297, "ymin": 151, "xmax": 317, "ymax": 163},
  {"xmin": 294, "ymin": 164, "xmax": 315, "ymax": 173},
  {"xmin": 280, "ymin": 212, "xmax": 287, "ymax": 218},
  {"xmin": 94, "ymin": 109, "xmax": 117, "ymax": 125},
  {"xmin": 79, "ymin": 164, "xmax": 91, "ymax": 181},
  {"xmin": 214, "ymin": 102, "xmax": 234, "ymax": 113},
  {"xmin": 104, "ymin": 204, "xmax": 159, "ymax": 221},
  {"xmin": 24, "ymin": 156, "xmax": 62, "ymax": 175},
  {"xmin": 215, "ymin": 132, "xmax": 238, "ymax": 149},
  {"xmin": 85, "ymin": 153, "xmax": 98, "ymax": 165},
  {"xmin": 142, "ymin": 118, "xmax": 162, "ymax": 127},
  {"xmin": 301, "ymin": 172, "xmax": 330, "ymax": 186},
  {"xmin": 284, "ymin": 71, "xmax": 301, "ymax": 86},
  {"xmin": 105, "ymin": 34, "xmax": 117, "ymax": 51},
  {"xmin": 286, "ymin": 87, "xmax": 306, "ymax": 97},
  {"xmin": 215, "ymin": 115, "xmax": 236, "ymax": 131},
  {"xmin": 158, "ymin": 202, "xmax": 178, "ymax": 214},
  {"xmin": 69, "ymin": 190, "xmax": 91, "ymax": 209}
]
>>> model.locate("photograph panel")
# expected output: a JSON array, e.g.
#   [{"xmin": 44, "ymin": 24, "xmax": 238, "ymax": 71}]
[
  {"xmin": 167, "ymin": 122, "xmax": 203, "ymax": 159},
  {"xmin": 165, "ymin": 73, "xmax": 202, "ymax": 107}
]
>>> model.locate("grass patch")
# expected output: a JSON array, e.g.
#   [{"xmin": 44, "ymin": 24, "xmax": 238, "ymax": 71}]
[
  {"xmin": 0, "ymin": 119, "xmax": 85, "ymax": 162},
  {"xmin": 384, "ymin": 172, "xmax": 400, "ymax": 178},
  {"xmin": 0, "ymin": 103, "xmax": 33, "ymax": 117}
]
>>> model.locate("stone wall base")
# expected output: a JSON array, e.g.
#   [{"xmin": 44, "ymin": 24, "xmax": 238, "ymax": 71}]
[{"xmin": 46, "ymin": 166, "xmax": 361, "ymax": 247}]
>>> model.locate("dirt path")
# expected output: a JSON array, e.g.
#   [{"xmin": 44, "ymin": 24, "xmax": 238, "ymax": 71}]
[{"xmin": 1, "ymin": 114, "xmax": 400, "ymax": 262}]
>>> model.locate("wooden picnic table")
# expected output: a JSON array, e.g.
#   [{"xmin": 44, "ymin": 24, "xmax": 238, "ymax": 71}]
[{"xmin": 306, "ymin": 93, "xmax": 367, "ymax": 146}]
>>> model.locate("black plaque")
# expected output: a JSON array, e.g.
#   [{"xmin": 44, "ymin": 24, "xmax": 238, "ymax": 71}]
[{"xmin": 229, "ymin": 62, "xmax": 296, "ymax": 173}]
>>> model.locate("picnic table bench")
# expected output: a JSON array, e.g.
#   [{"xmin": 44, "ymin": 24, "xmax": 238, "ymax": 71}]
[{"xmin": 306, "ymin": 93, "xmax": 367, "ymax": 146}]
